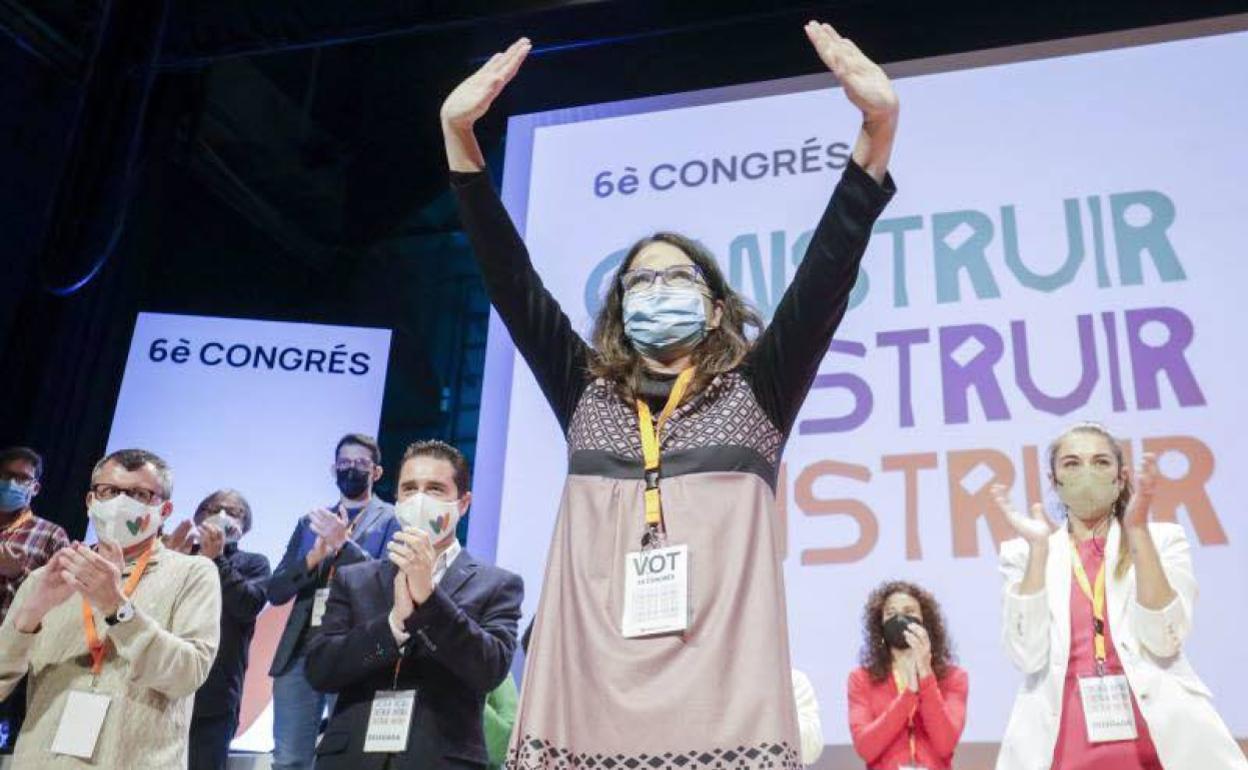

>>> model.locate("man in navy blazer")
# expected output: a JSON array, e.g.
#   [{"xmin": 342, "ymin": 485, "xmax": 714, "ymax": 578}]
[
  {"xmin": 305, "ymin": 439, "xmax": 522, "ymax": 769},
  {"xmin": 267, "ymin": 433, "xmax": 400, "ymax": 770}
]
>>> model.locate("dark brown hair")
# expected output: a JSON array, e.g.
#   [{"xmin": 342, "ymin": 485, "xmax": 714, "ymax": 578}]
[
  {"xmin": 0, "ymin": 446, "xmax": 43, "ymax": 480},
  {"xmin": 92, "ymin": 448, "xmax": 173, "ymax": 498},
  {"xmin": 401, "ymin": 440, "xmax": 470, "ymax": 497},
  {"xmin": 335, "ymin": 433, "xmax": 381, "ymax": 465},
  {"xmin": 588, "ymin": 232, "xmax": 763, "ymax": 403},
  {"xmin": 859, "ymin": 580, "xmax": 955, "ymax": 683},
  {"xmin": 1048, "ymin": 421, "xmax": 1134, "ymax": 578}
]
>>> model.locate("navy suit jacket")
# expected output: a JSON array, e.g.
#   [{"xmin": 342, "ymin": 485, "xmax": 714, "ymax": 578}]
[
  {"xmin": 267, "ymin": 496, "xmax": 399, "ymax": 676},
  {"xmin": 304, "ymin": 548, "xmax": 523, "ymax": 769}
]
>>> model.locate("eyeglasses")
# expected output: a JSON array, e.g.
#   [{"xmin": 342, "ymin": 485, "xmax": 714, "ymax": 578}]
[
  {"xmin": 335, "ymin": 459, "xmax": 375, "ymax": 471},
  {"xmin": 91, "ymin": 483, "xmax": 163, "ymax": 505},
  {"xmin": 620, "ymin": 264, "xmax": 708, "ymax": 293},
  {"xmin": 209, "ymin": 504, "xmax": 247, "ymax": 518}
]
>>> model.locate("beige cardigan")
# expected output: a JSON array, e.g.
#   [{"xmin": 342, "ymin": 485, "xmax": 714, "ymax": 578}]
[{"xmin": 0, "ymin": 541, "xmax": 220, "ymax": 768}]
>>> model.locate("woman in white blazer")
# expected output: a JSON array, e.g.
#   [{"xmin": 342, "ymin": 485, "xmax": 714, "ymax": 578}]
[{"xmin": 992, "ymin": 422, "xmax": 1246, "ymax": 770}]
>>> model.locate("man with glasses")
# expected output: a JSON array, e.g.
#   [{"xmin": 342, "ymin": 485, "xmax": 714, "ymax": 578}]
[
  {"xmin": 0, "ymin": 446, "xmax": 69, "ymax": 753},
  {"xmin": 268, "ymin": 433, "xmax": 399, "ymax": 770},
  {"xmin": 0, "ymin": 448, "xmax": 221, "ymax": 767}
]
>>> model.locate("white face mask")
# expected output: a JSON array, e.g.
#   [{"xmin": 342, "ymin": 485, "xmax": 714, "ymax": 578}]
[
  {"xmin": 202, "ymin": 510, "xmax": 243, "ymax": 543},
  {"xmin": 1056, "ymin": 467, "xmax": 1122, "ymax": 519},
  {"xmin": 89, "ymin": 495, "xmax": 162, "ymax": 549},
  {"xmin": 395, "ymin": 492, "xmax": 461, "ymax": 545}
]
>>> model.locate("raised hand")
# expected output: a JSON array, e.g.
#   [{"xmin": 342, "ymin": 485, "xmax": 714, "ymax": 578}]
[
  {"xmin": 905, "ymin": 623, "xmax": 933, "ymax": 679},
  {"xmin": 305, "ymin": 534, "xmax": 334, "ymax": 571},
  {"xmin": 392, "ymin": 570, "xmax": 416, "ymax": 627},
  {"xmin": 804, "ymin": 21, "xmax": 898, "ymax": 122},
  {"xmin": 387, "ymin": 527, "xmax": 436, "ymax": 605},
  {"xmin": 13, "ymin": 549, "xmax": 78, "ymax": 632},
  {"xmin": 309, "ymin": 507, "xmax": 350, "ymax": 551},
  {"xmin": 441, "ymin": 38, "xmax": 532, "ymax": 172},
  {"xmin": 1119, "ymin": 452, "xmax": 1175, "ymax": 609},
  {"xmin": 991, "ymin": 484, "xmax": 1054, "ymax": 547},
  {"xmin": 1122, "ymin": 453, "xmax": 1157, "ymax": 530},
  {"xmin": 199, "ymin": 523, "xmax": 226, "ymax": 560},
  {"xmin": 804, "ymin": 21, "xmax": 898, "ymax": 181},
  {"xmin": 441, "ymin": 38, "xmax": 532, "ymax": 131},
  {"xmin": 61, "ymin": 542, "xmax": 126, "ymax": 615},
  {"xmin": 163, "ymin": 519, "xmax": 197, "ymax": 554},
  {"xmin": 892, "ymin": 647, "xmax": 919, "ymax": 692}
]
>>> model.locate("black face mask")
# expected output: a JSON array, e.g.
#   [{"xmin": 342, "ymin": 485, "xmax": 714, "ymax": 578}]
[
  {"xmin": 336, "ymin": 467, "xmax": 370, "ymax": 500},
  {"xmin": 882, "ymin": 614, "xmax": 922, "ymax": 649}
]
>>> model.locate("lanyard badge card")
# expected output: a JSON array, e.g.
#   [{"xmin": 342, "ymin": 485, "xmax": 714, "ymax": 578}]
[
  {"xmin": 311, "ymin": 507, "xmax": 366, "ymax": 628},
  {"xmin": 622, "ymin": 369, "xmax": 694, "ymax": 639},
  {"xmin": 54, "ymin": 543, "xmax": 154, "ymax": 758},
  {"xmin": 1070, "ymin": 539, "xmax": 1138, "ymax": 743},
  {"xmin": 364, "ymin": 658, "xmax": 416, "ymax": 752}
]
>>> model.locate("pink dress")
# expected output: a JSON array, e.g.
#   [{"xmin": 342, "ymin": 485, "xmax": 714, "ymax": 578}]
[{"xmin": 1052, "ymin": 537, "xmax": 1162, "ymax": 769}]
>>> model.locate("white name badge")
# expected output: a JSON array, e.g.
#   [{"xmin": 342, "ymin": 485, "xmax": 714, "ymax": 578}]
[
  {"xmin": 1078, "ymin": 674, "xmax": 1139, "ymax": 743},
  {"xmin": 51, "ymin": 690, "xmax": 111, "ymax": 759},
  {"xmin": 363, "ymin": 689, "xmax": 416, "ymax": 753},
  {"xmin": 622, "ymin": 544, "xmax": 690, "ymax": 638},
  {"xmin": 310, "ymin": 587, "xmax": 330, "ymax": 627}
]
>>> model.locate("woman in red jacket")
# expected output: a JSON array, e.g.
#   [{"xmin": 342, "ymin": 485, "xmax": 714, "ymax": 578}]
[{"xmin": 847, "ymin": 580, "xmax": 969, "ymax": 769}]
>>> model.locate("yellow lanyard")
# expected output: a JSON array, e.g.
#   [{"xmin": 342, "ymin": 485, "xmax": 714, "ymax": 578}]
[
  {"xmin": 81, "ymin": 543, "xmax": 155, "ymax": 677},
  {"xmin": 636, "ymin": 368, "xmax": 696, "ymax": 541},
  {"xmin": 892, "ymin": 669, "xmax": 918, "ymax": 765},
  {"xmin": 1069, "ymin": 537, "xmax": 1108, "ymax": 673}
]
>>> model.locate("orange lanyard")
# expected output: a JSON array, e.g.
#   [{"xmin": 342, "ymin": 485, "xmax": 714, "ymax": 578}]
[
  {"xmin": 636, "ymin": 368, "xmax": 695, "ymax": 543},
  {"xmin": 893, "ymin": 669, "xmax": 918, "ymax": 765},
  {"xmin": 1, "ymin": 509, "xmax": 32, "ymax": 534},
  {"xmin": 81, "ymin": 543, "xmax": 155, "ymax": 677}
]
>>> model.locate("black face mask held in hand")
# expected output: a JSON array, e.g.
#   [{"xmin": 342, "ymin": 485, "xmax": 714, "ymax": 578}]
[
  {"xmin": 883, "ymin": 614, "xmax": 921, "ymax": 649},
  {"xmin": 336, "ymin": 467, "xmax": 370, "ymax": 499}
]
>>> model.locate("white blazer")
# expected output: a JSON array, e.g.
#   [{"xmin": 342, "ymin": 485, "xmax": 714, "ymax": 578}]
[{"xmin": 996, "ymin": 520, "xmax": 1246, "ymax": 770}]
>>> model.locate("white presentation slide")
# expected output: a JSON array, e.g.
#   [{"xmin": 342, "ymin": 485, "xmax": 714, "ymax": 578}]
[
  {"xmin": 106, "ymin": 311, "xmax": 392, "ymax": 749},
  {"xmin": 471, "ymin": 17, "xmax": 1248, "ymax": 748}
]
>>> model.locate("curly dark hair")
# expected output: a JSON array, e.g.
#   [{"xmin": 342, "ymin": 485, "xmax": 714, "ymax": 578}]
[
  {"xmin": 859, "ymin": 580, "xmax": 955, "ymax": 683},
  {"xmin": 588, "ymin": 232, "xmax": 763, "ymax": 403}
]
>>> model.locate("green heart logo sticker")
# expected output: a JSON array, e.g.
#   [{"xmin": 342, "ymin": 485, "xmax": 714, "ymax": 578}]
[
  {"xmin": 430, "ymin": 514, "xmax": 449, "ymax": 534},
  {"xmin": 126, "ymin": 513, "xmax": 151, "ymax": 536}
]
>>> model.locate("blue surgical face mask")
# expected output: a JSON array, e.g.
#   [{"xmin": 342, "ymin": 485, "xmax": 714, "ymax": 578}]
[
  {"xmin": 0, "ymin": 479, "xmax": 33, "ymax": 514},
  {"xmin": 622, "ymin": 286, "xmax": 708, "ymax": 358}
]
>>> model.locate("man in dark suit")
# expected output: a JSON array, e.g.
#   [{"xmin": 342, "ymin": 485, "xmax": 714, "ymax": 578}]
[
  {"xmin": 170, "ymin": 488, "xmax": 272, "ymax": 770},
  {"xmin": 305, "ymin": 439, "xmax": 523, "ymax": 769},
  {"xmin": 268, "ymin": 433, "xmax": 400, "ymax": 770}
]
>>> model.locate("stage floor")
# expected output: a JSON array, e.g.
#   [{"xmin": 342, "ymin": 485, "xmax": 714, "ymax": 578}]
[{"xmin": 2, "ymin": 741, "xmax": 1245, "ymax": 768}]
